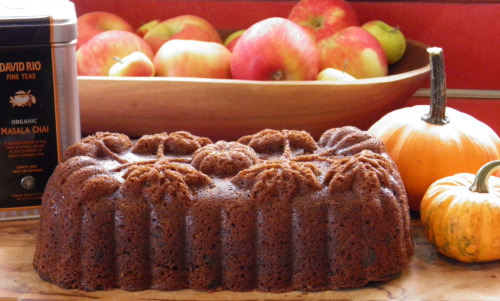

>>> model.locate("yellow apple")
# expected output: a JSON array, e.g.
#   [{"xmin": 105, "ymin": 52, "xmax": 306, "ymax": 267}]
[
  {"xmin": 136, "ymin": 19, "xmax": 160, "ymax": 38},
  {"xmin": 143, "ymin": 15, "xmax": 223, "ymax": 54},
  {"xmin": 108, "ymin": 51, "xmax": 155, "ymax": 77},
  {"xmin": 224, "ymin": 29, "xmax": 245, "ymax": 52},
  {"xmin": 362, "ymin": 20, "xmax": 406, "ymax": 65},
  {"xmin": 154, "ymin": 39, "xmax": 232, "ymax": 79},
  {"xmin": 316, "ymin": 68, "xmax": 356, "ymax": 81}
]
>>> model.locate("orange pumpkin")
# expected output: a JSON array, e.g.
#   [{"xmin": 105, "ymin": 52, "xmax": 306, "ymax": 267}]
[
  {"xmin": 369, "ymin": 47, "xmax": 500, "ymax": 211},
  {"xmin": 420, "ymin": 160, "xmax": 500, "ymax": 262}
]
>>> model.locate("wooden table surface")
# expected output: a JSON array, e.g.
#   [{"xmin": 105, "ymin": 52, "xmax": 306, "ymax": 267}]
[{"xmin": 1, "ymin": 218, "xmax": 500, "ymax": 301}]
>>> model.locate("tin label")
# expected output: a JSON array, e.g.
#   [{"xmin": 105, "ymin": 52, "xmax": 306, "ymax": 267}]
[{"xmin": 0, "ymin": 17, "xmax": 60, "ymax": 209}]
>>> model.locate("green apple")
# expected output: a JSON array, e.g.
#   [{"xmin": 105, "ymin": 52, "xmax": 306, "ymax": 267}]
[
  {"xmin": 362, "ymin": 20, "xmax": 406, "ymax": 65},
  {"xmin": 108, "ymin": 51, "xmax": 155, "ymax": 77},
  {"xmin": 316, "ymin": 67, "xmax": 356, "ymax": 81}
]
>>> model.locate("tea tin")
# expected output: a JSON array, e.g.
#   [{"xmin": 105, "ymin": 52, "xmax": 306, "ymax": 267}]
[{"xmin": 0, "ymin": 0, "xmax": 80, "ymax": 220}]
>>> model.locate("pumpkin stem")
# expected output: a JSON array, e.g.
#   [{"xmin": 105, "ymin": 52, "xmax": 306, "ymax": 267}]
[
  {"xmin": 469, "ymin": 160, "xmax": 500, "ymax": 193},
  {"xmin": 422, "ymin": 47, "xmax": 449, "ymax": 125}
]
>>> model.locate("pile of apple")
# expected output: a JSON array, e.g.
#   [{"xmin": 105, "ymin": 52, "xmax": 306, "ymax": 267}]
[{"xmin": 76, "ymin": 0, "xmax": 407, "ymax": 81}]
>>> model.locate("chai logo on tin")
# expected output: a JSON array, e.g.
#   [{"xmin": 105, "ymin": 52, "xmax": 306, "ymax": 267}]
[{"xmin": 9, "ymin": 90, "xmax": 36, "ymax": 107}]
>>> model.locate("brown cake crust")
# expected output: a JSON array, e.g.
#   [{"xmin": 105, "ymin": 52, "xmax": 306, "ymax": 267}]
[{"xmin": 33, "ymin": 127, "xmax": 413, "ymax": 292}]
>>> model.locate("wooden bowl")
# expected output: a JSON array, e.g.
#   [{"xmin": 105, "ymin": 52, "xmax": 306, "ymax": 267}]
[{"xmin": 78, "ymin": 39, "xmax": 430, "ymax": 141}]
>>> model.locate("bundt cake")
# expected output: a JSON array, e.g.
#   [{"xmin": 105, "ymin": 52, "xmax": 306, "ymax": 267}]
[{"xmin": 33, "ymin": 126, "xmax": 413, "ymax": 292}]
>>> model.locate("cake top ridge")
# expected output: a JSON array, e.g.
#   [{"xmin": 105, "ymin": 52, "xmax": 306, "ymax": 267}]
[
  {"xmin": 131, "ymin": 131, "xmax": 213, "ymax": 156},
  {"xmin": 60, "ymin": 127, "xmax": 399, "ymax": 203},
  {"xmin": 231, "ymin": 159, "xmax": 323, "ymax": 201},
  {"xmin": 64, "ymin": 132, "xmax": 132, "ymax": 162},
  {"xmin": 122, "ymin": 159, "xmax": 212, "ymax": 203},
  {"xmin": 55, "ymin": 156, "xmax": 121, "ymax": 204},
  {"xmin": 191, "ymin": 141, "xmax": 260, "ymax": 177},
  {"xmin": 324, "ymin": 150, "xmax": 398, "ymax": 196},
  {"xmin": 318, "ymin": 126, "xmax": 386, "ymax": 157},
  {"xmin": 238, "ymin": 129, "xmax": 318, "ymax": 157}
]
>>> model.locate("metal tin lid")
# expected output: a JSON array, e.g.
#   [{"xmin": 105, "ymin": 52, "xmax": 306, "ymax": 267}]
[{"xmin": 0, "ymin": 0, "xmax": 77, "ymax": 45}]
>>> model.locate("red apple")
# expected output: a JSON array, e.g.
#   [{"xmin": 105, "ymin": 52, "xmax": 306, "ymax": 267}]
[
  {"xmin": 154, "ymin": 39, "xmax": 232, "ymax": 79},
  {"xmin": 316, "ymin": 26, "xmax": 388, "ymax": 79},
  {"xmin": 136, "ymin": 19, "xmax": 160, "ymax": 38},
  {"xmin": 108, "ymin": 51, "xmax": 155, "ymax": 77},
  {"xmin": 77, "ymin": 30, "xmax": 155, "ymax": 76},
  {"xmin": 231, "ymin": 17, "xmax": 319, "ymax": 81},
  {"xmin": 224, "ymin": 29, "xmax": 245, "ymax": 52},
  {"xmin": 143, "ymin": 15, "xmax": 223, "ymax": 53},
  {"xmin": 77, "ymin": 11, "xmax": 134, "ymax": 49},
  {"xmin": 288, "ymin": 0, "xmax": 359, "ymax": 43}
]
